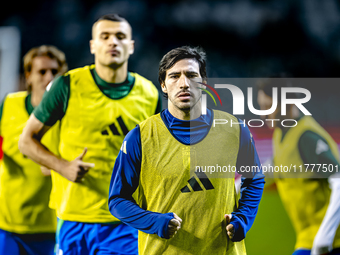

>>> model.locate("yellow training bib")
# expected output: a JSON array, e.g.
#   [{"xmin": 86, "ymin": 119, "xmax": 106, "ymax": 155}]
[
  {"xmin": 50, "ymin": 65, "xmax": 159, "ymax": 223},
  {"xmin": 137, "ymin": 110, "xmax": 246, "ymax": 255},
  {"xmin": 0, "ymin": 92, "xmax": 57, "ymax": 234},
  {"xmin": 273, "ymin": 116, "xmax": 340, "ymax": 249}
]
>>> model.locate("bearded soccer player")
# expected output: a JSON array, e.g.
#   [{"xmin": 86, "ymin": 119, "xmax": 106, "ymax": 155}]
[
  {"xmin": 19, "ymin": 14, "xmax": 161, "ymax": 255},
  {"xmin": 0, "ymin": 45, "xmax": 67, "ymax": 255},
  {"xmin": 108, "ymin": 46, "xmax": 265, "ymax": 255},
  {"xmin": 257, "ymin": 78, "xmax": 340, "ymax": 255}
]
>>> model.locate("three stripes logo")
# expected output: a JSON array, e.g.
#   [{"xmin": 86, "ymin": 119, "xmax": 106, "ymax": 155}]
[
  {"xmin": 101, "ymin": 116, "xmax": 129, "ymax": 136},
  {"xmin": 198, "ymin": 82, "xmax": 222, "ymax": 112},
  {"xmin": 181, "ymin": 169, "xmax": 214, "ymax": 193}
]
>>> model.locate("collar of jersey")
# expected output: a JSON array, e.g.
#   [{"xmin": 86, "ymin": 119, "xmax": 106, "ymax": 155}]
[
  {"xmin": 160, "ymin": 108, "xmax": 213, "ymax": 145},
  {"xmin": 25, "ymin": 93, "xmax": 34, "ymax": 115},
  {"xmin": 91, "ymin": 67, "xmax": 134, "ymax": 88}
]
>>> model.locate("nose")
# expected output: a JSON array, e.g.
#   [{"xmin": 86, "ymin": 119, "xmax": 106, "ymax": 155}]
[
  {"xmin": 45, "ymin": 69, "xmax": 55, "ymax": 84},
  {"xmin": 109, "ymin": 35, "xmax": 119, "ymax": 46},
  {"xmin": 179, "ymin": 75, "xmax": 190, "ymax": 89}
]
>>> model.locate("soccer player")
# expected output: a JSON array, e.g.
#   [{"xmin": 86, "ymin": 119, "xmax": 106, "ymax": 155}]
[
  {"xmin": 19, "ymin": 14, "xmax": 161, "ymax": 255},
  {"xmin": 108, "ymin": 46, "xmax": 265, "ymax": 254},
  {"xmin": 0, "ymin": 45, "xmax": 67, "ymax": 255},
  {"xmin": 257, "ymin": 78, "xmax": 340, "ymax": 255}
]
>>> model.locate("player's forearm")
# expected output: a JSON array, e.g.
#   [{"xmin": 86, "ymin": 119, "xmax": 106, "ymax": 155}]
[
  {"xmin": 109, "ymin": 196, "xmax": 174, "ymax": 238},
  {"xmin": 19, "ymin": 114, "xmax": 69, "ymax": 174},
  {"xmin": 230, "ymin": 175, "xmax": 265, "ymax": 241},
  {"xmin": 312, "ymin": 177, "xmax": 340, "ymax": 254},
  {"xmin": 19, "ymin": 131, "xmax": 68, "ymax": 174}
]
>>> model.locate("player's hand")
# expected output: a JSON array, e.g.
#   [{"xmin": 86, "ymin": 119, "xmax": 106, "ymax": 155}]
[
  {"xmin": 311, "ymin": 245, "xmax": 332, "ymax": 255},
  {"xmin": 40, "ymin": 166, "xmax": 51, "ymax": 176},
  {"xmin": 225, "ymin": 214, "xmax": 235, "ymax": 239},
  {"xmin": 168, "ymin": 213, "xmax": 182, "ymax": 238},
  {"xmin": 60, "ymin": 148, "xmax": 95, "ymax": 183}
]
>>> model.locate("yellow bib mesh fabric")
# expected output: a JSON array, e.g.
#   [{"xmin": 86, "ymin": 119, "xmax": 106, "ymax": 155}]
[
  {"xmin": 51, "ymin": 65, "xmax": 159, "ymax": 222},
  {"xmin": 0, "ymin": 92, "xmax": 57, "ymax": 233},
  {"xmin": 273, "ymin": 116, "xmax": 340, "ymax": 249},
  {"xmin": 137, "ymin": 110, "xmax": 247, "ymax": 255}
]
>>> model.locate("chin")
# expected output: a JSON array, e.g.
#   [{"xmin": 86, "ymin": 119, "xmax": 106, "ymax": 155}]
[
  {"xmin": 175, "ymin": 103, "xmax": 191, "ymax": 112},
  {"xmin": 108, "ymin": 61, "xmax": 123, "ymax": 69}
]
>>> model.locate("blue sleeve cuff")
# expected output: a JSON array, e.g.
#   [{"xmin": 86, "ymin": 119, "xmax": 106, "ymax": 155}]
[
  {"xmin": 229, "ymin": 214, "xmax": 247, "ymax": 242},
  {"xmin": 109, "ymin": 196, "xmax": 175, "ymax": 239},
  {"xmin": 160, "ymin": 212, "xmax": 174, "ymax": 239}
]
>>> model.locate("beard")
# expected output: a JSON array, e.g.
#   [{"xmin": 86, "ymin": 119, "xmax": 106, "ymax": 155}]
[{"xmin": 170, "ymin": 95, "xmax": 202, "ymax": 114}]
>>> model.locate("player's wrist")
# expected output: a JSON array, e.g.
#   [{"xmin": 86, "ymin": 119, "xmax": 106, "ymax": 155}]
[
  {"xmin": 52, "ymin": 156, "xmax": 70, "ymax": 175},
  {"xmin": 160, "ymin": 212, "xmax": 175, "ymax": 239},
  {"xmin": 229, "ymin": 213, "xmax": 246, "ymax": 242}
]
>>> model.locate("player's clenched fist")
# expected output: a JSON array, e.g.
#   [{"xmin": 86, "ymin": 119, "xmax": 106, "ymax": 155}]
[
  {"xmin": 168, "ymin": 213, "xmax": 182, "ymax": 238},
  {"xmin": 225, "ymin": 214, "xmax": 235, "ymax": 239},
  {"xmin": 60, "ymin": 148, "xmax": 95, "ymax": 182}
]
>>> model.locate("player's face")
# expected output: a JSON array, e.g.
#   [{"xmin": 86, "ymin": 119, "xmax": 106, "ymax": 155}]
[
  {"xmin": 26, "ymin": 56, "xmax": 59, "ymax": 93},
  {"xmin": 162, "ymin": 58, "xmax": 203, "ymax": 117},
  {"xmin": 257, "ymin": 89, "xmax": 280, "ymax": 128},
  {"xmin": 90, "ymin": 20, "xmax": 134, "ymax": 68}
]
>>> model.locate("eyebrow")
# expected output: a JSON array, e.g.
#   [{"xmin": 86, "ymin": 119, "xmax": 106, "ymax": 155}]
[
  {"xmin": 167, "ymin": 71, "xmax": 180, "ymax": 76},
  {"xmin": 167, "ymin": 71, "xmax": 199, "ymax": 76},
  {"xmin": 100, "ymin": 31, "xmax": 127, "ymax": 36}
]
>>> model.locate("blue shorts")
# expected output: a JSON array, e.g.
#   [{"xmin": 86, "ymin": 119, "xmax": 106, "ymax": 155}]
[
  {"xmin": 292, "ymin": 250, "xmax": 310, "ymax": 255},
  {"xmin": 293, "ymin": 248, "xmax": 340, "ymax": 255},
  {"xmin": 0, "ymin": 228, "xmax": 55, "ymax": 255},
  {"xmin": 56, "ymin": 220, "xmax": 138, "ymax": 255}
]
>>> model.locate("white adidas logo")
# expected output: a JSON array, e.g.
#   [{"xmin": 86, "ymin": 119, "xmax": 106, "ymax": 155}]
[{"xmin": 315, "ymin": 139, "xmax": 329, "ymax": 155}]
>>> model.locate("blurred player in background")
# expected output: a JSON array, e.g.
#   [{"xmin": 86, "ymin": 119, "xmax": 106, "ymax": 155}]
[
  {"xmin": 108, "ymin": 46, "xmax": 265, "ymax": 255},
  {"xmin": 19, "ymin": 14, "xmax": 161, "ymax": 255},
  {"xmin": 257, "ymin": 78, "xmax": 340, "ymax": 255},
  {"xmin": 0, "ymin": 45, "xmax": 67, "ymax": 255}
]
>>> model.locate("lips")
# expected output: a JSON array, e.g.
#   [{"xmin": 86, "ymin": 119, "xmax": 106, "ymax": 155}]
[
  {"xmin": 107, "ymin": 49, "xmax": 120, "ymax": 56},
  {"xmin": 177, "ymin": 92, "xmax": 191, "ymax": 100},
  {"xmin": 178, "ymin": 92, "xmax": 190, "ymax": 97}
]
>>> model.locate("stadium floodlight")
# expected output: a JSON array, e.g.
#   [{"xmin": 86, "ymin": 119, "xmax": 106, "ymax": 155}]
[{"xmin": 0, "ymin": 26, "xmax": 21, "ymax": 101}]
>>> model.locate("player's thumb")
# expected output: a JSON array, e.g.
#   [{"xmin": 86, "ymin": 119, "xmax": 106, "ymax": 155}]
[
  {"xmin": 170, "ymin": 218, "xmax": 181, "ymax": 227},
  {"xmin": 77, "ymin": 147, "xmax": 88, "ymax": 160},
  {"xmin": 80, "ymin": 161, "xmax": 95, "ymax": 169},
  {"xmin": 173, "ymin": 213, "xmax": 182, "ymax": 223}
]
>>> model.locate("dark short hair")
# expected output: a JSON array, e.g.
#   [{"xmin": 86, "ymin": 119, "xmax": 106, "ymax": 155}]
[
  {"xmin": 158, "ymin": 46, "xmax": 207, "ymax": 98},
  {"xmin": 95, "ymin": 13, "xmax": 127, "ymax": 23},
  {"xmin": 92, "ymin": 14, "xmax": 131, "ymax": 38}
]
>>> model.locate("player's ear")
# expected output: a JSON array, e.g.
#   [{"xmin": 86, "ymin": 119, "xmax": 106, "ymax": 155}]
[
  {"xmin": 89, "ymin": 40, "xmax": 95, "ymax": 54},
  {"xmin": 161, "ymin": 82, "xmax": 167, "ymax": 93},
  {"xmin": 129, "ymin": 40, "xmax": 135, "ymax": 55},
  {"xmin": 25, "ymin": 71, "xmax": 32, "ymax": 84}
]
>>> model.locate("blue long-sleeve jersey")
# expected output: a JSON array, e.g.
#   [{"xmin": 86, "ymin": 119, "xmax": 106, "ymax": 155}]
[{"xmin": 108, "ymin": 108, "xmax": 265, "ymax": 241}]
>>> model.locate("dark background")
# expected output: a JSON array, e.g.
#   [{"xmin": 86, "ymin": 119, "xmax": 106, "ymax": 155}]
[
  {"xmin": 1, "ymin": 0, "xmax": 340, "ymax": 123},
  {"xmin": 1, "ymin": 2, "xmax": 339, "ymax": 253}
]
